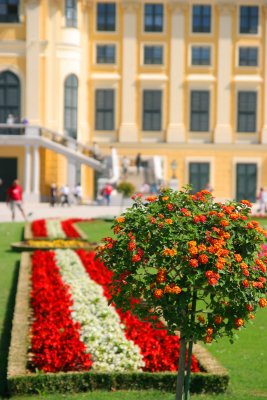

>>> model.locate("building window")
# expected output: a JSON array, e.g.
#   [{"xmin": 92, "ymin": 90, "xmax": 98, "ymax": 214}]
[
  {"xmin": 97, "ymin": 3, "xmax": 116, "ymax": 32},
  {"xmin": 0, "ymin": 0, "xmax": 19, "ymax": 23},
  {"xmin": 192, "ymin": 5, "xmax": 211, "ymax": 33},
  {"xmin": 236, "ymin": 163, "xmax": 257, "ymax": 202},
  {"xmin": 65, "ymin": 0, "xmax": 77, "ymax": 27},
  {"xmin": 144, "ymin": 46, "xmax": 163, "ymax": 65},
  {"xmin": 144, "ymin": 4, "xmax": 163, "ymax": 32},
  {"xmin": 189, "ymin": 162, "xmax": 210, "ymax": 193},
  {"xmin": 0, "ymin": 71, "xmax": 20, "ymax": 135},
  {"xmin": 95, "ymin": 89, "xmax": 114, "ymax": 130},
  {"xmin": 96, "ymin": 45, "xmax": 116, "ymax": 64},
  {"xmin": 237, "ymin": 91, "xmax": 257, "ymax": 132},
  {"xmin": 239, "ymin": 47, "xmax": 258, "ymax": 66},
  {"xmin": 143, "ymin": 90, "xmax": 162, "ymax": 131},
  {"xmin": 64, "ymin": 75, "xmax": 78, "ymax": 139},
  {"xmin": 239, "ymin": 6, "xmax": 258, "ymax": 34},
  {"xmin": 191, "ymin": 46, "xmax": 211, "ymax": 65},
  {"xmin": 190, "ymin": 91, "xmax": 210, "ymax": 132}
]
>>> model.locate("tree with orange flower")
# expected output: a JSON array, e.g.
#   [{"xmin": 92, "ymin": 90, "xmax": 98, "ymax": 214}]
[{"xmin": 98, "ymin": 187, "xmax": 267, "ymax": 400}]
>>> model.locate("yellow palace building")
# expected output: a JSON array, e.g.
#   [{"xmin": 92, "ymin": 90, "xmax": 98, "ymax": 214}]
[{"xmin": 0, "ymin": 0, "xmax": 267, "ymax": 202}]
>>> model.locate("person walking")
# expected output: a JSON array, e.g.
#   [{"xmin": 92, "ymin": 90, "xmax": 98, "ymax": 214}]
[
  {"xmin": 73, "ymin": 183, "xmax": 83, "ymax": 205},
  {"xmin": 50, "ymin": 183, "xmax": 57, "ymax": 207},
  {"xmin": 135, "ymin": 153, "xmax": 142, "ymax": 175},
  {"xmin": 103, "ymin": 183, "xmax": 113, "ymax": 206},
  {"xmin": 121, "ymin": 156, "xmax": 130, "ymax": 179},
  {"xmin": 60, "ymin": 184, "xmax": 70, "ymax": 206},
  {"xmin": 6, "ymin": 179, "xmax": 27, "ymax": 221}
]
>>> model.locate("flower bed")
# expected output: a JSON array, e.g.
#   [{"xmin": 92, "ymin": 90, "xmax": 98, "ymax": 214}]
[
  {"xmin": 28, "ymin": 218, "xmax": 90, "ymax": 240},
  {"xmin": 29, "ymin": 249, "xmax": 199, "ymax": 374},
  {"xmin": 8, "ymin": 252, "xmax": 229, "ymax": 396},
  {"xmin": 11, "ymin": 240, "xmax": 97, "ymax": 251}
]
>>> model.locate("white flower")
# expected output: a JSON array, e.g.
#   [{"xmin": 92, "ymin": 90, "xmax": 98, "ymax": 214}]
[
  {"xmin": 46, "ymin": 219, "xmax": 66, "ymax": 238},
  {"xmin": 55, "ymin": 249, "xmax": 145, "ymax": 372}
]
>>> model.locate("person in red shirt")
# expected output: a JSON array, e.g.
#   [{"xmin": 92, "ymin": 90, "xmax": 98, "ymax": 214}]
[{"xmin": 6, "ymin": 179, "xmax": 27, "ymax": 221}]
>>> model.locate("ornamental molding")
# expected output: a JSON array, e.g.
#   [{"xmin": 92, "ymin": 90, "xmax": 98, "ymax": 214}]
[
  {"xmin": 80, "ymin": 0, "xmax": 94, "ymax": 11},
  {"xmin": 167, "ymin": 1, "xmax": 188, "ymax": 13},
  {"xmin": 217, "ymin": 2, "xmax": 236, "ymax": 14},
  {"xmin": 121, "ymin": 0, "xmax": 140, "ymax": 12}
]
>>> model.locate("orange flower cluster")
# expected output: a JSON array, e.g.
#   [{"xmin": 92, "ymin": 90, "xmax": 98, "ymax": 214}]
[
  {"xmin": 156, "ymin": 268, "xmax": 166, "ymax": 283},
  {"xmin": 164, "ymin": 284, "xmax": 182, "ymax": 295},
  {"xmin": 146, "ymin": 195, "xmax": 158, "ymax": 202},
  {"xmin": 235, "ymin": 318, "xmax": 244, "ymax": 328},
  {"xmin": 162, "ymin": 248, "xmax": 177, "ymax": 257},
  {"xmin": 259, "ymin": 298, "xmax": 267, "ymax": 308},
  {"xmin": 205, "ymin": 270, "xmax": 220, "ymax": 285},
  {"xmin": 164, "ymin": 219, "xmax": 173, "ymax": 224},
  {"xmin": 116, "ymin": 216, "xmax": 125, "ymax": 223},
  {"xmin": 205, "ymin": 327, "xmax": 213, "ymax": 343},
  {"xmin": 214, "ymin": 315, "xmax": 223, "ymax": 325}
]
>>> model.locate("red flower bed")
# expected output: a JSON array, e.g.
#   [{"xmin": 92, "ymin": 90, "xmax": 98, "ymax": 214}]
[
  {"xmin": 30, "ymin": 250, "xmax": 92, "ymax": 372},
  {"xmin": 61, "ymin": 218, "xmax": 88, "ymax": 238},
  {"xmin": 77, "ymin": 250, "xmax": 200, "ymax": 373},
  {"xmin": 31, "ymin": 219, "xmax": 47, "ymax": 237}
]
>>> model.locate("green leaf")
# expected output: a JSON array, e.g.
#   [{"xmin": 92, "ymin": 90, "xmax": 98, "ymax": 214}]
[{"xmin": 146, "ymin": 267, "xmax": 158, "ymax": 275}]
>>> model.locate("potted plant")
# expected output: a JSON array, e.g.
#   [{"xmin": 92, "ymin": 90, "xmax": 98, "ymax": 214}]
[{"xmin": 98, "ymin": 187, "xmax": 267, "ymax": 399}]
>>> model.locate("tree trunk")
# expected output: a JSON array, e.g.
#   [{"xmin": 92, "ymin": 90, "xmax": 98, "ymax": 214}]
[{"xmin": 176, "ymin": 331, "xmax": 187, "ymax": 400}]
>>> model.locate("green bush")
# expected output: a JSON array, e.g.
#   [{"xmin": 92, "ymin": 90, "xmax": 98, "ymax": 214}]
[
  {"xmin": 117, "ymin": 182, "xmax": 136, "ymax": 198},
  {"xmin": 8, "ymin": 371, "xmax": 229, "ymax": 396}
]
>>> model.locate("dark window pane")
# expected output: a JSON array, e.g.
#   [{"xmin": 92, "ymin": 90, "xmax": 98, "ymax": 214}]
[
  {"xmin": 144, "ymin": 46, "xmax": 163, "ymax": 64},
  {"xmin": 192, "ymin": 46, "xmax": 211, "ymax": 65},
  {"xmin": 0, "ymin": 70, "xmax": 20, "ymax": 127},
  {"xmin": 64, "ymin": 74, "xmax": 78, "ymax": 138},
  {"xmin": 96, "ymin": 45, "xmax": 116, "ymax": 64},
  {"xmin": 142, "ymin": 90, "xmax": 162, "ymax": 131},
  {"xmin": 189, "ymin": 162, "xmax": 210, "ymax": 193},
  {"xmin": 240, "ymin": 6, "xmax": 258, "ymax": 34},
  {"xmin": 239, "ymin": 47, "xmax": 258, "ymax": 66},
  {"xmin": 97, "ymin": 3, "xmax": 116, "ymax": 31},
  {"xmin": 236, "ymin": 163, "xmax": 257, "ymax": 202},
  {"xmin": 95, "ymin": 89, "xmax": 115, "ymax": 130},
  {"xmin": 0, "ymin": 0, "xmax": 19, "ymax": 22},
  {"xmin": 144, "ymin": 3, "xmax": 163, "ymax": 32},
  {"xmin": 190, "ymin": 91, "xmax": 210, "ymax": 132},
  {"xmin": 237, "ymin": 91, "xmax": 257, "ymax": 132},
  {"xmin": 192, "ymin": 5, "xmax": 211, "ymax": 33}
]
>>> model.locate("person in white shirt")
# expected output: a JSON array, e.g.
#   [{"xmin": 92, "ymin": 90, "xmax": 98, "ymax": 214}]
[
  {"xmin": 60, "ymin": 184, "xmax": 70, "ymax": 206},
  {"xmin": 73, "ymin": 183, "xmax": 82, "ymax": 205},
  {"xmin": 257, "ymin": 187, "xmax": 267, "ymax": 214}
]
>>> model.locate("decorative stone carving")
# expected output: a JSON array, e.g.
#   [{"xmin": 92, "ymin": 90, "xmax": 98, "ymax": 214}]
[
  {"xmin": 167, "ymin": 1, "xmax": 188, "ymax": 14},
  {"xmin": 121, "ymin": 0, "xmax": 140, "ymax": 12},
  {"xmin": 81, "ymin": 0, "xmax": 94, "ymax": 11}
]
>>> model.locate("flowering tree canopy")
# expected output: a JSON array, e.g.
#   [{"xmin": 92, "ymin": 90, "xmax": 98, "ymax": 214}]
[{"xmin": 98, "ymin": 187, "xmax": 267, "ymax": 399}]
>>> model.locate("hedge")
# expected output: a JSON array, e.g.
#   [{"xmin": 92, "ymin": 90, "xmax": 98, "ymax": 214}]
[{"xmin": 7, "ymin": 252, "xmax": 229, "ymax": 396}]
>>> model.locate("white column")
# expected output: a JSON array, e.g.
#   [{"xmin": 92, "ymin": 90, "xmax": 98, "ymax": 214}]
[
  {"xmin": 262, "ymin": 6, "xmax": 267, "ymax": 143},
  {"xmin": 24, "ymin": 145, "xmax": 31, "ymax": 196},
  {"xmin": 119, "ymin": 1, "xmax": 138, "ymax": 142},
  {"xmin": 68, "ymin": 160, "xmax": 77, "ymax": 189},
  {"xmin": 214, "ymin": 5, "xmax": 233, "ymax": 143},
  {"xmin": 166, "ymin": 3, "xmax": 186, "ymax": 143},
  {"xmin": 32, "ymin": 145, "xmax": 40, "ymax": 197},
  {"xmin": 25, "ymin": 0, "xmax": 40, "ymax": 124}
]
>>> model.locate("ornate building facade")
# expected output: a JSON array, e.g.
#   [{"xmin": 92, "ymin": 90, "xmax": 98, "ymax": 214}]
[{"xmin": 0, "ymin": 0, "xmax": 267, "ymax": 201}]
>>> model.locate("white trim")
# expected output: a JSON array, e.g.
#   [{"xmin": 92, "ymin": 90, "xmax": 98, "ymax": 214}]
[
  {"xmin": 91, "ymin": 73, "xmax": 121, "ymax": 81},
  {"xmin": 232, "ymin": 157, "xmax": 261, "ymax": 200},
  {"xmin": 138, "ymin": 73, "xmax": 168, "ymax": 82},
  {"xmin": 233, "ymin": 74, "xmax": 262, "ymax": 83},
  {"xmin": 187, "ymin": 74, "xmax": 215, "ymax": 82},
  {"xmin": 185, "ymin": 156, "xmax": 214, "ymax": 190}
]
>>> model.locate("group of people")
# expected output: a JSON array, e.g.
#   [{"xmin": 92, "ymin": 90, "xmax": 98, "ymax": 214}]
[{"xmin": 50, "ymin": 183, "xmax": 83, "ymax": 207}]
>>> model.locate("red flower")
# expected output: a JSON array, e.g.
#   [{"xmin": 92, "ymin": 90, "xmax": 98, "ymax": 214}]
[
  {"xmin": 189, "ymin": 259, "xmax": 198, "ymax": 268},
  {"xmin": 199, "ymin": 254, "xmax": 209, "ymax": 264},
  {"xmin": 132, "ymin": 254, "xmax": 141, "ymax": 262}
]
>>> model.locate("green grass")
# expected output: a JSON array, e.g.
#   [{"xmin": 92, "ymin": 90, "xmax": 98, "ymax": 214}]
[
  {"xmin": 1, "ymin": 220, "xmax": 267, "ymax": 400},
  {"xmin": 78, "ymin": 220, "xmax": 114, "ymax": 243}
]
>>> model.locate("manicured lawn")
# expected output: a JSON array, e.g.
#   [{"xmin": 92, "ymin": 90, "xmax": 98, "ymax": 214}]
[
  {"xmin": 78, "ymin": 219, "xmax": 114, "ymax": 243},
  {"xmin": 0, "ymin": 220, "xmax": 267, "ymax": 400}
]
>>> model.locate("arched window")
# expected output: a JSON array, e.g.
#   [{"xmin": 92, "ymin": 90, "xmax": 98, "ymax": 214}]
[
  {"xmin": 64, "ymin": 74, "xmax": 78, "ymax": 139},
  {"xmin": 0, "ymin": 70, "xmax": 20, "ymax": 134}
]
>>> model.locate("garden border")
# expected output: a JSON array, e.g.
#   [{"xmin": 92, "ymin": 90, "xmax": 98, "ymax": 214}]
[
  {"xmin": 7, "ymin": 252, "xmax": 229, "ymax": 396},
  {"xmin": 24, "ymin": 221, "xmax": 88, "ymax": 241}
]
